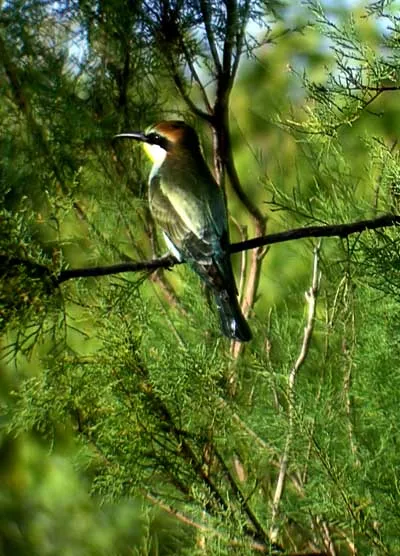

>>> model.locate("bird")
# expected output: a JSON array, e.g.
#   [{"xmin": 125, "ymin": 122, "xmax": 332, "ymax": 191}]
[{"xmin": 114, "ymin": 120, "xmax": 252, "ymax": 342}]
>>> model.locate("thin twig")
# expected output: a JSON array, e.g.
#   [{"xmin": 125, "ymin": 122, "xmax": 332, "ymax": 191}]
[
  {"xmin": 269, "ymin": 243, "xmax": 321, "ymax": 543},
  {"xmin": 229, "ymin": 216, "xmax": 249, "ymax": 369},
  {"xmin": 56, "ymin": 256, "xmax": 177, "ymax": 283},
  {"xmin": 170, "ymin": 70, "xmax": 213, "ymax": 121},
  {"xmin": 231, "ymin": 0, "xmax": 250, "ymax": 79},
  {"xmin": 180, "ymin": 38, "xmax": 213, "ymax": 114},
  {"xmin": 143, "ymin": 491, "xmax": 327, "ymax": 555},
  {"xmin": 229, "ymin": 215, "xmax": 248, "ymax": 302},
  {"xmin": 341, "ymin": 278, "xmax": 359, "ymax": 464},
  {"xmin": 217, "ymin": 397, "xmax": 305, "ymax": 496},
  {"xmin": 321, "ymin": 519, "xmax": 337, "ymax": 556},
  {"xmin": 213, "ymin": 446, "xmax": 270, "ymax": 545},
  {"xmin": 198, "ymin": 0, "xmax": 222, "ymax": 74}
]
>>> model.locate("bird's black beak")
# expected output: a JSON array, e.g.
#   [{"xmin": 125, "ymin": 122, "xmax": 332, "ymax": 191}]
[{"xmin": 113, "ymin": 131, "xmax": 149, "ymax": 143}]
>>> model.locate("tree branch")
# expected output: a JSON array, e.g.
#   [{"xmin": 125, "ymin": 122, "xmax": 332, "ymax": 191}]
[
  {"xmin": 231, "ymin": 0, "xmax": 251, "ymax": 81},
  {"xmin": 57, "ymin": 212, "xmax": 400, "ymax": 283},
  {"xmin": 56, "ymin": 255, "xmax": 177, "ymax": 284},
  {"xmin": 179, "ymin": 38, "xmax": 213, "ymax": 115},
  {"xmin": 170, "ymin": 69, "xmax": 213, "ymax": 122},
  {"xmin": 222, "ymin": 0, "xmax": 237, "ymax": 78},
  {"xmin": 3, "ymin": 214, "xmax": 399, "ymax": 287},
  {"xmin": 229, "ymin": 213, "xmax": 400, "ymax": 254},
  {"xmin": 198, "ymin": 0, "xmax": 222, "ymax": 74}
]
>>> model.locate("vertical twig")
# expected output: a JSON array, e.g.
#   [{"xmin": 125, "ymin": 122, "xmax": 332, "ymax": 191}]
[
  {"xmin": 341, "ymin": 279, "xmax": 359, "ymax": 464},
  {"xmin": 198, "ymin": 0, "xmax": 222, "ymax": 74},
  {"xmin": 301, "ymin": 277, "xmax": 343, "ymax": 486},
  {"xmin": 229, "ymin": 215, "xmax": 248, "ymax": 301},
  {"xmin": 269, "ymin": 243, "xmax": 321, "ymax": 543},
  {"xmin": 319, "ymin": 518, "xmax": 337, "ymax": 556},
  {"xmin": 228, "ymin": 216, "xmax": 249, "ymax": 384},
  {"xmin": 374, "ymin": 138, "xmax": 398, "ymax": 213}
]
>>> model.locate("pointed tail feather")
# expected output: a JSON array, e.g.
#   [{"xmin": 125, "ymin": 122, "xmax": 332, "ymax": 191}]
[{"xmin": 214, "ymin": 289, "xmax": 252, "ymax": 342}]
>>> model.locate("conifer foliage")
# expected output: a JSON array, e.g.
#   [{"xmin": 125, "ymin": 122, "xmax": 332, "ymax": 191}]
[{"xmin": 2, "ymin": 1, "xmax": 400, "ymax": 554}]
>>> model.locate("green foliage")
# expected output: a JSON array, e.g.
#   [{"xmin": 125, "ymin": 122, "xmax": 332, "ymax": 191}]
[{"xmin": 2, "ymin": 0, "xmax": 400, "ymax": 554}]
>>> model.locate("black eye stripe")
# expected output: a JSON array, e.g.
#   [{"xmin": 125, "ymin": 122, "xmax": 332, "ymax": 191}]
[
  {"xmin": 147, "ymin": 132, "xmax": 161, "ymax": 142},
  {"xmin": 146, "ymin": 132, "xmax": 168, "ymax": 149}
]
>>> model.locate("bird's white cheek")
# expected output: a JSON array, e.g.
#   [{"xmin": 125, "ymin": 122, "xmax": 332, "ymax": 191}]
[{"xmin": 144, "ymin": 143, "xmax": 167, "ymax": 167}]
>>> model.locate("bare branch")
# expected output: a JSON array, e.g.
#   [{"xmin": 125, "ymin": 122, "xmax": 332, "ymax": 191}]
[
  {"xmin": 231, "ymin": 0, "xmax": 250, "ymax": 80},
  {"xmin": 56, "ymin": 255, "xmax": 177, "ymax": 284},
  {"xmin": 171, "ymin": 70, "xmax": 213, "ymax": 121},
  {"xmin": 198, "ymin": 0, "xmax": 222, "ymax": 74},
  {"xmin": 222, "ymin": 0, "xmax": 237, "ymax": 77},
  {"xmin": 229, "ymin": 213, "xmax": 400, "ymax": 254},
  {"xmin": 4, "ymin": 213, "xmax": 400, "ymax": 286},
  {"xmin": 179, "ymin": 38, "xmax": 213, "ymax": 114}
]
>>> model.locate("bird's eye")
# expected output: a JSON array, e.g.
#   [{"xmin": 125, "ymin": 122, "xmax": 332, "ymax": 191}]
[
  {"xmin": 147, "ymin": 132, "xmax": 163, "ymax": 144},
  {"xmin": 146, "ymin": 132, "xmax": 169, "ymax": 150}
]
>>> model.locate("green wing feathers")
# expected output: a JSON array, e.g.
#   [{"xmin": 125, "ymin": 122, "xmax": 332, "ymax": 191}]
[{"xmin": 148, "ymin": 172, "xmax": 251, "ymax": 342}]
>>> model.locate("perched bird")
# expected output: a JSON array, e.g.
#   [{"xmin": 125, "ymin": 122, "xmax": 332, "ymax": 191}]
[{"xmin": 114, "ymin": 120, "xmax": 252, "ymax": 342}]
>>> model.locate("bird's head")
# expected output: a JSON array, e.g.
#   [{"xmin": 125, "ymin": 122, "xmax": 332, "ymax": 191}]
[{"xmin": 114, "ymin": 120, "xmax": 201, "ymax": 167}]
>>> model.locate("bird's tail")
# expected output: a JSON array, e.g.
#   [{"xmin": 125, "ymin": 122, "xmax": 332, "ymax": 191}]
[{"xmin": 214, "ymin": 289, "xmax": 252, "ymax": 342}]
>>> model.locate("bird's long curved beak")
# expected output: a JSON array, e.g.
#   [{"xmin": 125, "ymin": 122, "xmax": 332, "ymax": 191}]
[{"xmin": 113, "ymin": 132, "xmax": 148, "ymax": 142}]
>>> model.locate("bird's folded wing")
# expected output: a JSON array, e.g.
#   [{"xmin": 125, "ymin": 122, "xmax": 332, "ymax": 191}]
[{"xmin": 149, "ymin": 174, "xmax": 213, "ymax": 260}]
